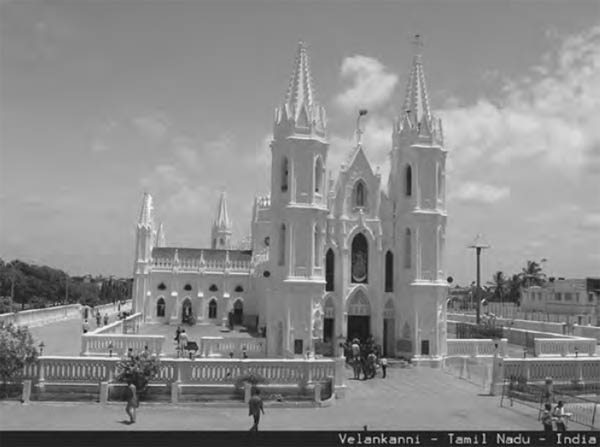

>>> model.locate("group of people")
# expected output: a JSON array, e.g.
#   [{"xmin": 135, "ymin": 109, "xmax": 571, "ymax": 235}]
[
  {"xmin": 342, "ymin": 336, "xmax": 388, "ymax": 380},
  {"xmin": 95, "ymin": 310, "xmax": 109, "ymax": 328},
  {"xmin": 541, "ymin": 401, "xmax": 572, "ymax": 432}
]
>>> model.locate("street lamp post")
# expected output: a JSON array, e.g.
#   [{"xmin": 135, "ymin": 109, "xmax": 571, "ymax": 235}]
[{"xmin": 468, "ymin": 234, "xmax": 490, "ymax": 325}]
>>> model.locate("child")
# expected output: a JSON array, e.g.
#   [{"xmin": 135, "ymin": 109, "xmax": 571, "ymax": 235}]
[{"xmin": 380, "ymin": 357, "xmax": 388, "ymax": 378}]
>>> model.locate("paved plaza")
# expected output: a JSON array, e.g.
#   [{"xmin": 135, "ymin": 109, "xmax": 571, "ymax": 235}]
[
  {"xmin": 6, "ymin": 316, "xmax": 594, "ymax": 431},
  {"xmin": 0, "ymin": 366, "xmax": 541, "ymax": 430}
]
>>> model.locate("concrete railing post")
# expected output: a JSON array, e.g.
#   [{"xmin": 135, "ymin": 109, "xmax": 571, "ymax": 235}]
[
  {"xmin": 22, "ymin": 380, "xmax": 32, "ymax": 404},
  {"xmin": 314, "ymin": 382, "xmax": 322, "ymax": 404},
  {"xmin": 244, "ymin": 382, "xmax": 252, "ymax": 403},
  {"xmin": 100, "ymin": 382, "xmax": 109, "ymax": 404},
  {"xmin": 333, "ymin": 357, "xmax": 347, "ymax": 398},
  {"xmin": 171, "ymin": 382, "xmax": 179, "ymax": 404}
]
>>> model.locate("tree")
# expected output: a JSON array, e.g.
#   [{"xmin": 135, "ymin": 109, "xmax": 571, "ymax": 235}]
[
  {"xmin": 0, "ymin": 323, "xmax": 38, "ymax": 397},
  {"xmin": 520, "ymin": 260, "xmax": 547, "ymax": 288},
  {"xmin": 115, "ymin": 351, "xmax": 161, "ymax": 400},
  {"xmin": 506, "ymin": 274, "xmax": 523, "ymax": 304},
  {"xmin": 489, "ymin": 271, "xmax": 508, "ymax": 303}
]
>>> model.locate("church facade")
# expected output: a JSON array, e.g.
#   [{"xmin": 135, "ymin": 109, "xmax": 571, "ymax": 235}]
[{"xmin": 132, "ymin": 40, "xmax": 449, "ymax": 360}]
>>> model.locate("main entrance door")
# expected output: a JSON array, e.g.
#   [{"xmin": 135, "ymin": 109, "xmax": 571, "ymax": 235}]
[
  {"xmin": 347, "ymin": 316, "xmax": 370, "ymax": 342},
  {"xmin": 346, "ymin": 290, "xmax": 371, "ymax": 343},
  {"xmin": 233, "ymin": 299, "xmax": 243, "ymax": 325},
  {"xmin": 383, "ymin": 318, "xmax": 395, "ymax": 356}
]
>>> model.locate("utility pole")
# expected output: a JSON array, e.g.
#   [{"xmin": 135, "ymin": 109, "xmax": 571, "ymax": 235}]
[{"xmin": 468, "ymin": 234, "xmax": 490, "ymax": 325}]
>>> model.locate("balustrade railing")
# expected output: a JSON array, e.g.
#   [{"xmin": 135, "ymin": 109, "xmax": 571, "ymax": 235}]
[
  {"xmin": 201, "ymin": 337, "xmax": 266, "ymax": 358},
  {"xmin": 533, "ymin": 338, "xmax": 596, "ymax": 357},
  {"xmin": 1, "ymin": 304, "xmax": 82, "ymax": 328},
  {"xmin": 20, "ymin": 356, "xmax": 336, "ymax": 388},
  {"xmin": 81, "ymin": 334, "xmax": 164, "ymax": 357},
  {"xmin": 502, "ymin": 358, "xmax": 600, "ymax": 383},
  {"xmin": 447, "ymin": 338, "xmax": 508, "ymax": 357}
]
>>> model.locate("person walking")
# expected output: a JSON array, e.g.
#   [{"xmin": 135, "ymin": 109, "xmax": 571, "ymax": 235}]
[
  {"xmin": 103, "ymin": 313, "xmax": 109, "ymax": 326},
  {"xmin": 541, "ymin": 403, "xmax": 555, "ymax": 433},
  {"xmin": 82, "ymin": 319, "xmax": 90, "ymax": 334},
  {"xmin": 248, "ymin": 388, "xmax": 265, "ymax": 432},
  {"xmin": 380, "ymin": 357, "xmax": 388, "ymax": 378},
  {"xmin": 553, "ymin": 401, "xmax": 571, "ymax": 432},
  {"xmin": 125, "ymin": 383, "xmax": 139, "ymax": 424}
]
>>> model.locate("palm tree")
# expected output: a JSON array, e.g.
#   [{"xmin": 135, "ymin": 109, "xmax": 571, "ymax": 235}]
[
  {"xmin": 507, "ymin": 274, "xmax": 522, "ymax": 304},
  {"xmin": 490, "ymin": 271, "xmax": 507, "ymax": 303},
  {"xmin": 519, "ymin": 260, "xmax": 547, "ymax": 288}
]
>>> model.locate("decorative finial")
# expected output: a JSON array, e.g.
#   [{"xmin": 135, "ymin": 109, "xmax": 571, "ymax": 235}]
[{"xmin": 356, "ymin": 109, "xmax": 368, "ymax": 146}]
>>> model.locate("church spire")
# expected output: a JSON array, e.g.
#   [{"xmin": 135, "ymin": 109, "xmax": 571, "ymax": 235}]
[
  {"xmin": 138, "ymin": 192, "xmax": 154, "ymax": 228},
  {"xmin": 211, "ymin": 190, "xmax": 232, "ymax": 249},
  {"xmin": 155, "ymin": 222, "xmax": 166, "ymax": 247},
  {"xmin": 214, "ymin": 190, "xmax": 231, "ymax": 230},
  {"xmin": 401, "ymin": 34, "xmax": 432, "ymax": 129},
  {"xmin": 274, "ymin": 41, "xmax": 327, "ymax": 138}
]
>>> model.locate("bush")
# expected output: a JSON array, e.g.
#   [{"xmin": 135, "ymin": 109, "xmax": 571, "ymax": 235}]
[
  {"xmin": 234, "ymin": 372, "xmax": 268, "ymax": 389},
  {"xmin": 115, "ymin": 351, "xmax": 162, "ymax": 399},
  {"xmin": 0, "ymin": 322, "xmax": 37, "ymax": 398}
]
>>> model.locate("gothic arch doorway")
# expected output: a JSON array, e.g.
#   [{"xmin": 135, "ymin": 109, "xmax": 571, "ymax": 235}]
[
  {"xmin": 346, "ymin": 290, "xmax": 370, "ymax": 342},
  {"xmin": 233, "ymin": 299, "xmax": 244, "ymax": 326},
  {"xmin": 383, "ymin": 299, "xmax": 395, "ymax": 357},
  {"xmin": 181, "ymin": 298, "xmax": 193, "ymax": 324}
]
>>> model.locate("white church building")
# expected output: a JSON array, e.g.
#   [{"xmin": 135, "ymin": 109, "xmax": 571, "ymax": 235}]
[{"xmin": 132, "ymin": 40, "xmax": 449, "ymax": 361}]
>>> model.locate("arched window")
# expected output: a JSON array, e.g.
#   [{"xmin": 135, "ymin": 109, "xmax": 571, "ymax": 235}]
[
  {"xmin": 281, "ymin": 157, "xmax": 289, "ymax": 192},
  {"xmin": 385, "ymin": 251, "xmax": 394, "ymax": 292},
  {"xmin": 314, "ymin": 157, "xmax": 323, "ymax": 193},
  {"xmin": 351, "ymin": 233, "xmax": 368, "ymax": 283},
  {"xmin": 404, "ymin": 228, "xmax": 412, "ymax": 269},
  {"xmin": 405, "ymin": 165, "xmax": 412, "ymax": 197},
  {"xmin": 156, "ymin": 298, "xmax": 165, "ymax": 317},
  {"xmin": 325, "ymin": 249, "xmax": 334, "ymax": 291},
  {"xmin": 314, "ymin": 225, "xmax": 321, "ymax": 267},
  {"xmin": 209, "ymin": 284, "xmax": 218, "ymax": 292},
  {"xmin": 208, "ymin": 299, "xmax": 217, "ymax": 319},
  {"xmin": 354, "ymin": 181, "xmax": 366, "ymax": 208},
  {"xmin": 157, "ymin": 283, "xmax": 166, "ymax": 291},
  {"xmin": 278, "ymin": 223, "xmax": 286, "ymax": 266}
]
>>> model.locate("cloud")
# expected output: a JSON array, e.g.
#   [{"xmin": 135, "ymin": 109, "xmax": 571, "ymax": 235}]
[
  {"xmin": 335, "ymin": 55, "xmax": 398, "ymax": 111},
  {"xmin": 132, "ymin": 112, "xmax": 170, "ymax": 142},
  {"xmin": 91, "ymin": 139, "xmax": 109, "ymax": 153},
  {"xmin": 579, "ymin": 213, "xmax": 600, "ymax": 231},
  {"xmin": 451, "ymin": 181, "xmax": 510, "ymax": 204},
  {"xmin": 440, "ymin": 25, "xmax": 600, "ymax": 175}
]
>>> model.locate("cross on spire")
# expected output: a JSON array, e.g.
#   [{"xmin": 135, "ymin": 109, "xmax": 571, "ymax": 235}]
[{"xmin": 411, "ymin": 34, "xmax": 424, "ymax": 50}]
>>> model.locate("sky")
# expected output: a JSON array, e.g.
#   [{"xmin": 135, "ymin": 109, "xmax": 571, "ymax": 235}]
[{"xmin": 1, "ymin": 0, "xmax": 599, "ymax": 285}]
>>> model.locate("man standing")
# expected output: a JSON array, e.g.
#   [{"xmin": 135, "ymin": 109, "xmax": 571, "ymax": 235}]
[
  {"xmin": 248, "ymin": 388, "xmax": 265, "ymax": 431},
  {"xmin": 82, "ymin": 319, "xmax": 90, "ymax": 334},
  {"xmin": 126, "ymin": 382, "xmax": 138, "ymax": 424}
]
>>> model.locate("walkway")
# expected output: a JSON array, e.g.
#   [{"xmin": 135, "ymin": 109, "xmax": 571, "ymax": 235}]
[{"xmin": 0, "ymin": 367, "xmax": 541, "ymax": 430}]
